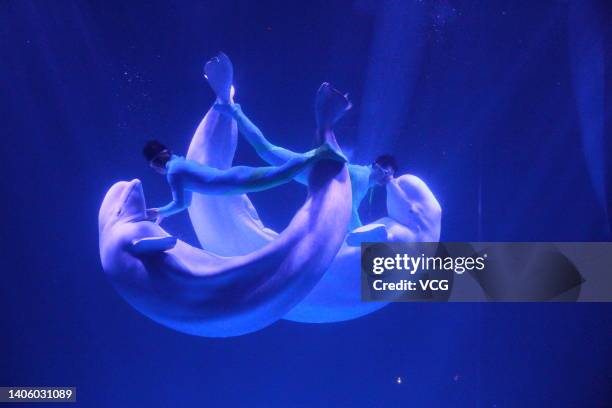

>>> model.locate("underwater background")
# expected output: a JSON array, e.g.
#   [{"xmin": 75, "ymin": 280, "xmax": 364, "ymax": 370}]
[{"xmin": 1, "ymin": 0, "xmax": 611, "ymax": 406}]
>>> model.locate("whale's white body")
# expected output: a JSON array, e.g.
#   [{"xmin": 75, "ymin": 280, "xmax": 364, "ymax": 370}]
[
  {"xmin": 186, "ymin": 107, "xmax": 441, "ymax": 323},
  {"xmin": 98, "ymin": 153, "xmax": 351, "ymax": 336}
]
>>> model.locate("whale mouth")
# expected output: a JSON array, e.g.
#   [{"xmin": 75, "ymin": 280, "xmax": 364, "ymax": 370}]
[
  {"xmin": 99, "ymin": 179, "xmax": 147, "ymax": 233},
  {"xmin": 120, "ymin": 179, "xmax": 146, "ymax": 221},
  {"xmin": 102, "ymin": 179, "xmax": 145, "ymax": 224},
  {"xmin": 123, "ymin": 178, "xmax": 142, "ymax": 199}
]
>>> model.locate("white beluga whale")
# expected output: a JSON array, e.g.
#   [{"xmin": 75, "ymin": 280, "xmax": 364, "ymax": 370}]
[
  {"xmin": 187, "ymin": 114, "xmax": 441, "ymax": 322},
  {"xmin": 284, "ymin": 174, "xmax": 442, "ymax": 322},
  {"xmin": 98, "ymin": 146, "xmax": 351, "ymax": 336}
]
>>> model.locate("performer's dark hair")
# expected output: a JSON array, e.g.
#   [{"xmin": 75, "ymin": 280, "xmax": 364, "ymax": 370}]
[
  {"xmin": 143, "ymin": 140, "xmax": 169, "ymax": 162},
  {"xmin": 373, "ymin": 154, "xmax": 398, "ymax": 173}
]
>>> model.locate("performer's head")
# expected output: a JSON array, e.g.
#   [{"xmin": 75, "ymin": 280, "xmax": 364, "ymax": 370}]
[
  {"xmin": 370, "ymin": 154, "xmax": 398, "ymax": 186},
  {"xmin": 143, "ymin": 140, "xmax": 172, "ymax": 175}
]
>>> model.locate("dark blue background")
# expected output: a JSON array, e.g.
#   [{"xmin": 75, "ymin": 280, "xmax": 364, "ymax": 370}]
[{"xmin": 1, "ymin": 1, "xmax": 611, "ymax": 406}]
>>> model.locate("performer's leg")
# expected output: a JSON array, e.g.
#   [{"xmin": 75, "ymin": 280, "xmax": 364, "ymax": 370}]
[
  {"xmin": 194, "ymin": 143, "xmax": 346, "ymax": 195},
  {"xmin": 215, "ymin": 103, "xmax": 309, "ymax": 168},
  {"xmin": 215, "ymin": 82, "xmax": 350, "ymax": 183}
]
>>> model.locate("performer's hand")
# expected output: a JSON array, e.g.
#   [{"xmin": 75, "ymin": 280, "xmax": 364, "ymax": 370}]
[
  {"xmin": 214, "ymin": 102, "xmax": 241, "ymax": 117},
  {"xmin": 145, "ymin": 208, "xmax": 163, "ymax": 224}
]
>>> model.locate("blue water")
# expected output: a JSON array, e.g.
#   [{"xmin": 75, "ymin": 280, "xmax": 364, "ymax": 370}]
[{"xmin": 1, "ymin": 1, "xmax": 611, "ymax": 406}]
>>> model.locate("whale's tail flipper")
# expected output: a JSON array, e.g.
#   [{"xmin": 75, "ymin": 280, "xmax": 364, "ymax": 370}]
[
  {"xmin": 131, "ymin": 236, "xmax": 177, "ymax": 254},
  {"xmin": 315, "ymin": 82, "xmax": 352, "ymax": 130},
  {"xmin": 346, "ymin": 223, "xmax": 389, "ymax": 247},
  {"xmin": 204, "ymin": 52, "xmax": 234, "ymax": 103}
]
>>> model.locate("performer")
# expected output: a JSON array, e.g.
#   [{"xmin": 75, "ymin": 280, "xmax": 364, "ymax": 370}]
[
  {"xmin": 214, "ymin": 103, "xmax": 397, "ymax": 231},
  {"xmin": 143, "ymin": 139, "xmax": 344, "ymax": 220}
]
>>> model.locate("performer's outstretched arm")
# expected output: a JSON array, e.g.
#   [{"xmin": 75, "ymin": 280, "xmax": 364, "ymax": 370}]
[
  {"xmin": 215, "ymin": 103, "xmax": 312, "ymax": 185},
  {"xmin": 156, "ymin": 173, "xmax": 193, "ymax": 218}
]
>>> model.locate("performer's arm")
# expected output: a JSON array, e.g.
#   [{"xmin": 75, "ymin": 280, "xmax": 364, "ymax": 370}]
[
  {"xmin": 351, "ymin": 207, "xmax": 364, "ymax": 230},
  {"xmin": 215, "ymin": 103, "xmax": 311, "ymax": 185},
  {"xmin": 347, "ymin": 165, "xmax": 371, "ymax": 230},
  {"xmin": 156, "ymin": 173, "xmax": 193, "ymax": 218}
]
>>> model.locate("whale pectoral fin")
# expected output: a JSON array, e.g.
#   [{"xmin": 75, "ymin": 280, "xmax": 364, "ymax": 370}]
[
  {"xmin": 346, "ymin": 224, "xmax": 389, "ymax": 247},
  {"xmin": 130, "ymin": 236, "xmax": 178, "ymax": 254}
]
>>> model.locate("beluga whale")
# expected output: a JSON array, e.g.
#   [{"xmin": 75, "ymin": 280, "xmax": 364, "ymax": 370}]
[{"xmin": 98, "ymin": 79, "xmax": 353, "ymax": 337}]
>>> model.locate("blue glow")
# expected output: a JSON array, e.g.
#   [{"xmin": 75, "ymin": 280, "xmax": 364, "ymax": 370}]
[{"xmin": 2, "ymin": 0, "xmax": 611, "ymax": 406}]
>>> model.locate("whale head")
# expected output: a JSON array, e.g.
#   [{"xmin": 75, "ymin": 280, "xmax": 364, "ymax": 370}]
[
  {"xmin": 385, "ymin": 174, "xmax": 441, "ymax": 240},
  {"xmin": 99, "ymin": 179, "xmax": 147, "ymax": 232},
  {"xmin": 385, "ymin": 175, "xmax": 414, "ymax": 228},
  {"xmin": 386, "ymin": 174, "xmax": 431, "ymax": 228}
]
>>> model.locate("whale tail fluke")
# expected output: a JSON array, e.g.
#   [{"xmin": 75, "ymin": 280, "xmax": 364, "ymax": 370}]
[{"xmin": 315, "ymin": 82, "xmax": 352, "ymax": 130}]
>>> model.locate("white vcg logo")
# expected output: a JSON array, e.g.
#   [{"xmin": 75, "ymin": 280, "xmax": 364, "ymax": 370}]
[{"xmin": 419, "ymin": 280, "xmax": 449, "ymax": 291}]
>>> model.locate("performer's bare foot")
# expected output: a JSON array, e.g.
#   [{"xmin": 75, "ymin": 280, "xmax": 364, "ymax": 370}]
[
  {"xmin": 315, "ymin": 82, "xmax": 352, "ymax": 129},
  {"xmin": 204, "ymin": 52, "xmax": 234, "ymax": 103}
]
